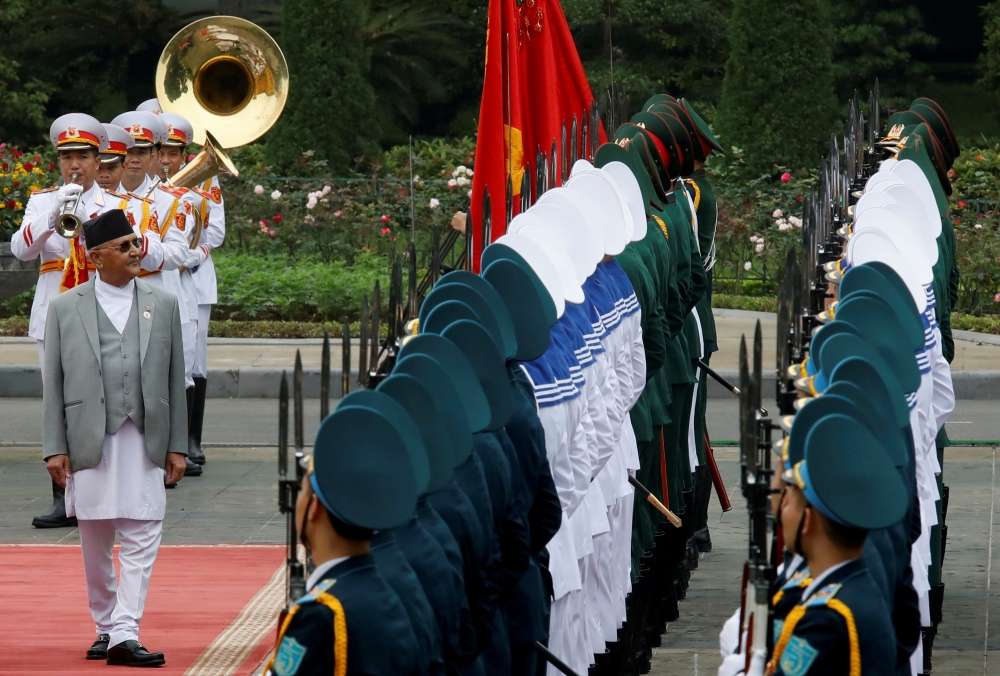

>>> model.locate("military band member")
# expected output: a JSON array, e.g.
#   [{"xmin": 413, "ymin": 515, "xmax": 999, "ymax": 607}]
[
  {"xmin": 112, "ymin": 110, "xmax": 201, "ymax": 478},
  {"xmin": 12, "ymin": 113, "xmax": 117, "ymax": 528},
  {"xmin": 99, "ymin": 123, "xmax": 163, "ymax": 276}
]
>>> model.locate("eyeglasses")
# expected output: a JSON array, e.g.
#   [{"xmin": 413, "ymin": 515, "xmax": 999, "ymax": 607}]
[{"xmin": 94, "ymin": 237, "xmax": 141, "ymax": 254}]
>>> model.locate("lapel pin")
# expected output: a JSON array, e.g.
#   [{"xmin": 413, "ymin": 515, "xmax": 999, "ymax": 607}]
[{"xmin": 143, "ymin": 306, "xmax": 151, "ymax": 320}]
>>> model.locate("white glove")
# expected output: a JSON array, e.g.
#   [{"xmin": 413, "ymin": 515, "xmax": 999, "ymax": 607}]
[
  {"xmin": 48, "ymin": 183, "xmax": 85, "ymax": 231},
  {"xmin": 717, "ymin": 650, "xmax": 766, "ymax": 676},
  {"xmin": 719, "ymin": 608, "xmax": 742, "ymax": 657},
  {"xmin": 183, "ymin": 246, "xmax": 208, "ymax": 270}
]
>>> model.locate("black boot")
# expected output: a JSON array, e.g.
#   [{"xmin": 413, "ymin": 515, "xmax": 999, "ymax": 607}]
[
  {"xmin": 32, "ymin": 479, "xmax": 77, "ymax": 528},
  {"xmin": 188, "ymin": 376, "xmax": 207, "ymax": 465}
]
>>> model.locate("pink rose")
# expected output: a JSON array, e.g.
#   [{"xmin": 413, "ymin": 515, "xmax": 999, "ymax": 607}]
[
  {"xmin": 380, "ymin": 227, "xmax": 391, "ymax": 235},
  {"xmin": 780, "ymin": 172, "xmax": 792, "ymax": 184},
  {"xmin": 333, "ymin": 210, "xmax": 343, "ymax": 217},
  {"xmin": 379, "ymin": 214, "xmax": 390, "ymax": 224}
]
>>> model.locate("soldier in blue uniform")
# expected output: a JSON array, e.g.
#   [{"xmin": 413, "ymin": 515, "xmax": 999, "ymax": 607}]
[
  {"xmin": 769, "ymin": 413, "xmax": 907, "ymax": 675},
  {"xmin": 264, "ymin": 401, "xmax": 421, "ymax": 676}
]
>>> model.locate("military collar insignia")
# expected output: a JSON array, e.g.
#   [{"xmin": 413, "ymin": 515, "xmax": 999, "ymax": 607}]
[{"xmin": 157, "ymin": 184, "xmax": 188, "ymax": 198}]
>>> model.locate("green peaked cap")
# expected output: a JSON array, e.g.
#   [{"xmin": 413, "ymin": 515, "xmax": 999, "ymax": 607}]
[
  {"xmin": 819, "ymin": 333, "xmax": 915, "ymax": 396},
  {"xmin": 398, "ymin": 333, "xmax": 491, "ymax": 431},
  {"xmin": 829, "ymin": 299, "xmax": 921, "ymax": 392},
  {"xmin": 788, "ymin": 393, "xmax": 863, "ymax": 467},
  {"xmin": 438, "ymin": 270, "xmax": 518, "ymax": 359},
  {"xmin": 911, "ymin": 97, "xmax": 959, "ymax": 158},
  {"xmin": 681, "ymin": 98, "xmax": 724, "ymax": 154},
  {"xmin": 481, "ymin": 259, "xmax": 552, "ymax": 361},
  {"xmin": 801, "ymin": 414, "xmax": 908, "ymax": 530},
  {"xmin": 312, "ymin": 403, "xmax": 418, "ymax": 529},
  {"xmin": 338, "ymin": 388, "xmax": 430, "ymax": 494},
  {"xmin": 823, "ymin": 381, "xmax": 907, "ymax": 467},
  {"xmin": 441, "ymin": 318, "xmax": 513, "ymax": 431},
  {"xmin": 897, "ymin": 126, "xmax": 951, "ymax": 209},
  {"xmin": 837, "ymin": 287, "xmax": 924, "ymax": 352},
  {"xmin": 394, "ymin": 353, "xmax": 474, "ymax": 466},
  {"xmin": 828, "ymin": 356, "xmax": 909, "ymax": 429},
  {"xmin": 481, "ymin": 243, "xmax": 557, "ymax": 328},
  {"xmin": 810, "ymin": 321, "xmax": 860, "ymax": 375},
  {"xmin": 841, "ymin": 264, "xmax": 923, "ymax": 351},
  {"xmin": 375, "ymin": 374, "xmax": 455, "ymax": 492},
  {"xmin": 422, "ymin": 283, "xmax": 509, "ymax": 358}
]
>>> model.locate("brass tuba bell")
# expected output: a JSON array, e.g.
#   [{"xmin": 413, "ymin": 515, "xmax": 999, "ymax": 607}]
[{"xmin": 155, "ymin": 16, "xmax": 288, "ymax": 247}]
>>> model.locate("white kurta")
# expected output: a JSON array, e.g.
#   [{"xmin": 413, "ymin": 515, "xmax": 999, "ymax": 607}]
[{"xmin": 65, "ymin": 275, "xmax": 166, "ymax": 521}]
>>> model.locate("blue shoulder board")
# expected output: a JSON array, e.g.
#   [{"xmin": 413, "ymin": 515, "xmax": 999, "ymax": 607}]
[
  {"xmin": 782, "ymin": 569, "xmax": 811, "ymax": 592},
  {"xmin": 297, "ymin": 577, "xmax": 337, "ymax": 604},
  {"xmin": 804, "ymin": 583, "xmax": 842, "ymax": 607}
]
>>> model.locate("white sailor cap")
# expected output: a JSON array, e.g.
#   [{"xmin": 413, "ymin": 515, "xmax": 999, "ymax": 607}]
[
  {"xmin": 158, "ymin": 112, "xmax": 194, "ymax": 147},
  {"xmin": 505, "ymin": 215, "xmax": 585, "ymax": 305},
  {"xmin": 537, "ymin": 187, "xmax": 605, "ymax": 267},
  {"xmin": 100, "ymin": 123, "xmax": 135, "ymax": 163},
  {"xmin": 110, "ymin": 111, "xmax": 163, "ymax": 147},
  {"xmin": 50, "ymin": 113, "xmax": 108, "ymax": 152},
  {"xmin": 137, "ymin": 98, "xmax": 162, "ymax": 114}
]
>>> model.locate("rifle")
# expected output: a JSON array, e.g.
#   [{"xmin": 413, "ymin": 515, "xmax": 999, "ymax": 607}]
[
  {"xmin": 341, "ymin": 322, "xmax": 351, "ymax": 398},
  {"xmin": 737, "ymin": 322, "xmax": 777, "ymax": 669},
  {"xmin": 320, "ymin": 332, "xmax": 330, "ymax": 421},
  {"xmin": 277, "ymin": 356, "xmax": 307, "ymax": 610}
]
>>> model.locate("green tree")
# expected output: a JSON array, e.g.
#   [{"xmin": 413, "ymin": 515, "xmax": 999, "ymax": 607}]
[
  {"xmin": 979, "ymin": 1, "xmax": 1000, "ymax": 94},
  {"xmin": 266, "ymin": 0, "xmax": 382, "ymax": 174},
  {"xmin": 0, "ymin": 0, "xmax": 50, "ymax": 146},
  {"xmin": 715, "ymin": 0, "xmax": 838, "ymax": 176},
  {"xmin": 830, "ymin": 0, "xmax": 935, "ymax": 101}
]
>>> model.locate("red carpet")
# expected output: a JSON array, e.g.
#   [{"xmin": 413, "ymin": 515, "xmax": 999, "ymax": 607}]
[{"xmin": 0, "ymin": 544, "xmax": 285, "ymax": 674}]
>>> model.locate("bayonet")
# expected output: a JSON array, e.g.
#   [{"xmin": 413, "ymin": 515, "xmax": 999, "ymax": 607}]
[
  {"xmin": 549, "ymin": 139, "xmax": 557, "ymax": 192},
  {"xmin": 521, "ymin": 163, "xmax": 531, "ymax": 214},
  {"xmin": 506, "ymin": 174, "xmax": 513, "ymax": 226},
  {"xmin": 561, "ymin": 121, "xmax": 568, "ymax": 184},
  {"xmin": 341, "ymin": 323, "xmax": 351, "ymax": 398},
  {"xmin": 370, "ymin": 280, "xmax": 381, "ymax": 381},
  {"xmin": 590, "ymin": 101, "xmax": 600, "ymax": 158},
  {"xmin": 570, "ymin": 115, "xmax": 579, "ymax": 167},
  {"xmin": 320, "ymin": 332, "xmax": 330, "ymax": 420},
  {"xmin": 358, "ymin": 294, "xmax": 369, "ymax": 388},
  {"xmin": 407, "ymin": 240, "xmax": 418, "ymax": 321}
]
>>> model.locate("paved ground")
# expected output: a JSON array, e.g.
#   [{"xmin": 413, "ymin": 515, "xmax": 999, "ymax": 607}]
[
  {"xmin": 6, "ymin": 312, "xmax": 1000, "ymax": 372},
  {"xmin": 3, "ymin": 395, "xmax": 1000, "ymax": 673}
]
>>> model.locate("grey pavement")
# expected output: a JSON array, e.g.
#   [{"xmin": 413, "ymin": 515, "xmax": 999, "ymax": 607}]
[{"xmin": 7, "ymin": 309, "xmax": 1000, "ymax": 398}]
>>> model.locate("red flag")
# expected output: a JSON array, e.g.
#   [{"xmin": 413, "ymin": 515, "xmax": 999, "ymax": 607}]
[{"xmin": 469, "ymin": 0, "xmax": 605, "ymax": 272}]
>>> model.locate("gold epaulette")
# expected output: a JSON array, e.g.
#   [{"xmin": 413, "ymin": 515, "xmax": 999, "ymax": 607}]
[
  {"xmin": 105, "ymin": 189, "xmax": 132, "ymax": 200},
  {"xmin": 128, "ymin": 192, "xmax": 155, "ymax": 204},
  {"xmin": 30, "ymin": 186, "xmax": 59, "ymax": 195},
  {"xmin": 189, "ymin": 185, "xmax": 213, "ymax": 201}
]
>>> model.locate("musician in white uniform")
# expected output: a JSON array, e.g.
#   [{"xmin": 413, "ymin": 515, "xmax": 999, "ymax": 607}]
[
  {"xmin": 112, "ymin": 110, "xmax": 201, "ymax": 479},
  {"xmin": 11, "ymin": 113, "xmax": 118, "ymax": 528}
]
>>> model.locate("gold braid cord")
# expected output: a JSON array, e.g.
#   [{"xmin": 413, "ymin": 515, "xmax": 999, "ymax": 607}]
[
  {"xmin": 652, "ymin": 215, "xmax": 669, "ymax": 239},
  {"xmin": 684, "ymin": 179, "xmax": 701, "ymax": 211},
  {"xmin": 263, "ymin": 590, "xmax": 348, "ymax": 676},
  {"xmin": 766, "ymin": 601, "xmax": 860, "ymax": 676}
]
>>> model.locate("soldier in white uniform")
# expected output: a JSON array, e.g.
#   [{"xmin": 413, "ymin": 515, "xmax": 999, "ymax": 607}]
[
  {"xmin": 112, "ymin": 110, "xmax": 201, "ymax": 479},
  {"xmin": 157, "ymin": 112, "xmax": 210, "ymax": 472},
  {"xmin": 98, "ymin": 123, "xmax": 164, "ymax": 274},
  {"xmin": 11, "ymin": 113, "xmax": 118, "ymax": 528}
]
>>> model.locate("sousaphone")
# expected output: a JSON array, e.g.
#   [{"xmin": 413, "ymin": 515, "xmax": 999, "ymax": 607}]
[{"xmin": 155, "ymin": 16, "xmax": 288, "ymax": 248}]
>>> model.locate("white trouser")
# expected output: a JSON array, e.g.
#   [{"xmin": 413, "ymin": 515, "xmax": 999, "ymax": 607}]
[
  {"xmin": 193, "ymin": 304, "xmax": 211, "ymax": 378},
  {"xmin": 78, "ymin": 518, "xmax": 163, "ymax": 647},
  {"xmin": 37, "ymin": 339, "xmax": 45, "ymax": 371},
  {"xmin": 182, "ymin": 320, "xmax": 197, "ymax": 389}
]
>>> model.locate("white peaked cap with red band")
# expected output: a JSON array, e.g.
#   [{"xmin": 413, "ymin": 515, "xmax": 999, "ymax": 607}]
[
  {"xmin": 158, "ymin": 112, "xmax": 194, "ymax": 147},
  {"xmin": 50, "ymin": 113, "xmax": 109, "ymax": 152}
]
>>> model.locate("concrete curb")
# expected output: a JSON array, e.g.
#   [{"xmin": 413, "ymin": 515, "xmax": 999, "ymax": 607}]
[
  {"xmin": 0, "ymin": 365, "xmax": 358, "ymax": 399},
  {"xmin": 4, "ymin": 365, "xmax": 1000, "ymax": 399}
]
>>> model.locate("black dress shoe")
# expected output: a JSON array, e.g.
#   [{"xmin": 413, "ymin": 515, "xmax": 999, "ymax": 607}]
[
  {"xmin": 107, "ymin": 640, "xmax": 165, "ymax": 667},
  {"xmin": 87, "ymin": 634, "xmax": 110, "ymax": 660},
  {"xmin": 183, "ymin": 456, "xmax": 203, "ymax": 477}
]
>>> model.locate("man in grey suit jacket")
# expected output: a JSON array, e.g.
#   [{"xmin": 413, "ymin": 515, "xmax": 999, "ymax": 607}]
[{"xmin": 43, "ymin": 209, "xmax": 187, "ymax": 667}]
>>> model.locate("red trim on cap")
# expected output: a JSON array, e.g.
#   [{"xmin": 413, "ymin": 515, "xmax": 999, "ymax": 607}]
[
  {"xmin": 166, "ymin": 126, "xmax": 188, "ymax": 144},
  {"xmin": 105, "ymin": 140, "xmax": 128, "ymax": 155},
  {"xmin": 125, "ymin": 123, "xmax": 154, "ymax": 143},
  {"xmin": 57, "ymin": 130, "xmax": 100, "ymax": 147}
]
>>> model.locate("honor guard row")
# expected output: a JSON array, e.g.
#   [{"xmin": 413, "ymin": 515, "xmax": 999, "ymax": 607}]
[
  {"xmin": 716, "ymin": 91, "xmax": 959, "ymax": 676},
  {"xmin": 12, "ymin": 104, "xmax": 226, "ymax": 528},
  {"xmin": 263, "ymin": 93, "xmax": 729, "ymax": 676}
]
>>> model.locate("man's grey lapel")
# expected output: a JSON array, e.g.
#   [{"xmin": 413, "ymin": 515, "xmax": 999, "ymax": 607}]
[
  {"xmin": 75, "ymin": 281, "xmax": 100, "ymax": 363},
  {"xmin": 136, "ymin": 278, "xmax": 155, "ymax": 364}
]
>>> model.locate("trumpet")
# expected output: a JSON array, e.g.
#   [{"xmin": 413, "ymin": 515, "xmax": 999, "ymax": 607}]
[{"xmin": 56, "ymin": 174, "xmax": 84, "ymax": 239}]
